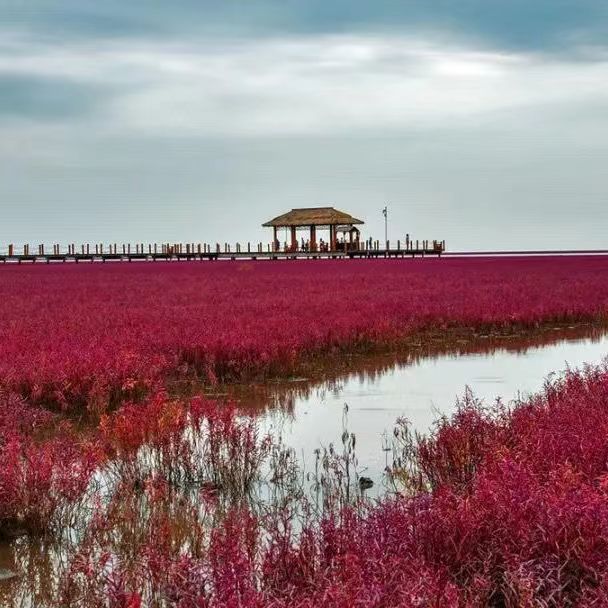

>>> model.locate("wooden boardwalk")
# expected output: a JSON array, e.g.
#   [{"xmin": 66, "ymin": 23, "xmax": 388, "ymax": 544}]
[
  {"xmin": 0, "ymin": 248, "xmax": 443, "ymax": 264},
  {"xmin": 3, "ymin": 240, "xmax": 605, "ymax": 264},
  {"xmin": 0, "ymin": 239, "xmax": 447, "ymax": 263}
]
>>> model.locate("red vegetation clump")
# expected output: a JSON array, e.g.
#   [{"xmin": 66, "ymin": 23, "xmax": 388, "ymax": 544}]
[
  {"xmin": 0, "ymin": 392, "xmax": 99, "ymax": 538},
  {"xmin": 100, "ymin": 393, "xmax": 271, "ymax": 496},
  {"xmin": 1, "ymin": 256, "xmax": 607, "ymax": 412}
]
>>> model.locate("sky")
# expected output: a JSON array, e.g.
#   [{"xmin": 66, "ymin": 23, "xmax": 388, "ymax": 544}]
[{"xmin": 1, "ymin": 1, "xmax": 607, "ymax": 250}]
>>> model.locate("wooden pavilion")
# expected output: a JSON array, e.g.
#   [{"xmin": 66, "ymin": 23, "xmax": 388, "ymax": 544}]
[{"xmin": 263, "ymin": 207, "xmax": 364, "ymax": 252}]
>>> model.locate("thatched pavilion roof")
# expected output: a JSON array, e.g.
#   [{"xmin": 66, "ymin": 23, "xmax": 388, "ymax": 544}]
[{"xmin": 263, "ymin": 207, "xmax": 364, "ymax": 228}]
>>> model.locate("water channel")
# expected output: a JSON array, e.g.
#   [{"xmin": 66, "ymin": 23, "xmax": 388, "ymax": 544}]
[{"xmin": 229, "ymin": 326, "xmax": 608, "ymax": 485}]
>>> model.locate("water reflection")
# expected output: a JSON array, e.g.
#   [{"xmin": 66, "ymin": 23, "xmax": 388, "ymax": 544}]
[{"xmin": 227, "ymin": 326, "xmax": 608, "ymax": 482}]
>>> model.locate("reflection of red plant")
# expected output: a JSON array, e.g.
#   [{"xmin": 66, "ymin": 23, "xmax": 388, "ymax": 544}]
[{"xmin": 0, "ymin": 257, "xmax": 607, "ymax": 412}]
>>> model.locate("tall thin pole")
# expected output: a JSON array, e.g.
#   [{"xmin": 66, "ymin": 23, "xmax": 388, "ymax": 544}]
[{"xmin": 382, "ymin": 206, "xmax": 388, "ymax": 245}]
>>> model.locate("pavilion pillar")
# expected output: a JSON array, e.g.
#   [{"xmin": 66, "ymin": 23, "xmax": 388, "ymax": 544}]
[
  {"xmin": 290, "ymin": 226, "xmax": 297, "ymax": 251},
  {"xmin": 273, "ymin": 226, "xmax": 278, "ymax": 252},
  {"xmin": 310, "ymin": 225, "xmax": 316, "ymax": 252},
  {"xmin": 330, "ymin": 225, "xmax": 336, "ymax": 251}
]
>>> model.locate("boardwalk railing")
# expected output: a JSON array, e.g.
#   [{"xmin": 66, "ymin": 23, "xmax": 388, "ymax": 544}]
[{"xmin": 0, "ymin": 237, "xmax": 446, "ymax": 263}]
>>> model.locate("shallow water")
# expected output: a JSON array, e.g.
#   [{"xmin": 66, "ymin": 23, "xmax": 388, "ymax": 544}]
[
  {"xmin": 2, "ymin": 326, "xmax": 608, "ymax": 605},
  {"xmin": 233, "ymin": 327, "xmax": 608, "ymax": 485}
]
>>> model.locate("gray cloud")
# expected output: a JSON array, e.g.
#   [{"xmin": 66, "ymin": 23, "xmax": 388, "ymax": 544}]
[
  {"xmin": 3, "ymin": 0, "xmax": 608, "ymax": 51},
  {"xmin": 0, "ymin": 74, "xmax": 104, "ymax": 120},
  {"xmin": 2, "ymin": 35, "xmax": 608, "ymax": 136}
]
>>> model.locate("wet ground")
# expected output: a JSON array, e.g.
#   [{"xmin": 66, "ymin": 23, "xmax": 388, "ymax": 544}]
[{"xmin": 2, "ymin": 325, "xmax": 608, "ymax": 606}]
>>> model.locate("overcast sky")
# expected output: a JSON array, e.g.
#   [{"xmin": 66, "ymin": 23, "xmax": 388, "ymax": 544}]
[{"xmin": 1, "ymin": 1, "xmax": 607, "ymax": 250}]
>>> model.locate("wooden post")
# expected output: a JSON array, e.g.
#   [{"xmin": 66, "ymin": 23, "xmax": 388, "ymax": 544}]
[
  {"xmin": 310, "ymin": 225, "xmax": 316, "ymax": 252},
  {"xmin": 247, "ymin": 242, "xmax": 251, "ymax": 253},
  {"xmin": 290, "ymin": 226, "xmax": 297, "ymax": 251},
  {"xmin": 8, "ymin": 244, "xmax": 13, "ymax": 256},
  {"xmin": 397, "ymin": 240, "xmax": 401, "ymax": 251}
]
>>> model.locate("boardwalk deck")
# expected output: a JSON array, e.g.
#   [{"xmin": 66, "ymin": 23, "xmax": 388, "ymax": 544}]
[
  {"xmin": 0, "ymin": 247, "xmax": 443, "ymax": 264},
  {"xmin": 3, "ymin": 249, "xmax": 608, "ymax": 264}
]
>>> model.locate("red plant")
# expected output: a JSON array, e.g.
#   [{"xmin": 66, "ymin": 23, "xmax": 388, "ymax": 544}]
[{"xmin": 0, "ymin": 423, "xmax": 100, "ymax": 538}]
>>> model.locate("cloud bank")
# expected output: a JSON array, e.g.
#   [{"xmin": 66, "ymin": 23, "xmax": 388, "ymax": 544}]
[{"xmin": 2, "ymin": 35, "xmax": 608, "ymax": 138}]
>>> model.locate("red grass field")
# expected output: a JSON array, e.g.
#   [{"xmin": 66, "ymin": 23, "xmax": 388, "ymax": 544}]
[
  {"xmin": 2, "ymin": 256, "xmax": 608, "ymax": 607},
  {"xmin": 1, "ymin": 256, "xmax": 608, "ymax": 412}
]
